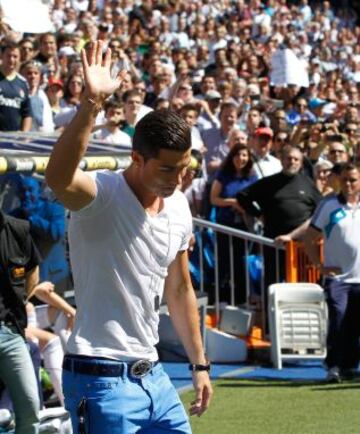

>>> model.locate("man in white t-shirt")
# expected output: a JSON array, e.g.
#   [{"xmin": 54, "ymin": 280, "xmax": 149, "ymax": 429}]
[
  {"xmin": 92, "ymin": 99, "xmax": 132, "ymax": 147},
  {"xmin": 304, "ymin": 163, "xmax": 360, "ymax": 383},
  {"xmin": 45, "ymin": 41, "xmax": 212, "ymax": 434}
]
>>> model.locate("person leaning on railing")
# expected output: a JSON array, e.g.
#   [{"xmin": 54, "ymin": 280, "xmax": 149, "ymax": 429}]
[
  {"xmin": 236, "ymin": 145, "xmax": 322, "ymax": 291},
  {"xmin": 210, "ymin": 142, "xmax": 258, "ymax": 304}
]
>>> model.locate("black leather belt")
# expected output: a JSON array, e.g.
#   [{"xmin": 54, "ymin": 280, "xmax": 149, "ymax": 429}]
[{"xmin": 63, "ymin": 355, "xmax": 158, "ymax": 378}]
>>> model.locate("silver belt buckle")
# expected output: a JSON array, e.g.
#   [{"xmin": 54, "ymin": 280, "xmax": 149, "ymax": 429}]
[{"xmin": 130, "ymin": 359, "xmax": 153, "ymax": 378}]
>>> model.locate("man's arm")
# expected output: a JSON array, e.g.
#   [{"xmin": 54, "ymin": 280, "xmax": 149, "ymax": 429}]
[
  {"xmin": 21, "ymin": 116, "xmax": 32, "ymax": 132},
  {"xmin": 304, "ymin": 225, "xmax": 341, "ymax": 276},
  {"xmin": 25, "ymin": 265, "xmax": 40, "ymax": 300},
  {"xmin": 274, "ymin": 218, "xmax": 311, "ymax": 245},
  {"xmin": 45, "ymin": 41, "xmax": 124, "ymax": 211},
  {"xmin": 236, "ymin": 182, "xmax": 263, "ymax": 217},
  {"xmin": 164, "ymin": 250, "xmax": 213, "ymax": 416},
  {"xmin": 34, "ymin": 281, "xmax": 76, "ymax": 317},
  {"xmin": 34, "ymin": 282, "xmax": 76, "ymax": 329}
]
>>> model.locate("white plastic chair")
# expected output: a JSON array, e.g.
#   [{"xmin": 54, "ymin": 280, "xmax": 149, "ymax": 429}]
[{"xmin": 268, "ymin": 283, "xmax": 327, "ymax": 369}]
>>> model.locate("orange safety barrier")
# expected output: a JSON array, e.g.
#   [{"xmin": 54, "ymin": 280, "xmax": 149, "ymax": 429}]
[{"xmin": 285, "ymin": 240, "xmax": 323, "ymax": 283}]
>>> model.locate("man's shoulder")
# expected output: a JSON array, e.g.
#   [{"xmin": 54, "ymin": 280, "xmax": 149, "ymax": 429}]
[
  {"xmin": 201, "ymin": 125, "xmax": 220, "ymax": 138},
  {"xmin": 2, "ymin": 214, "xmax": 30, "ymax": 238},
  {"xmin": 167, "ymin": 189, "xmax": 192, "ymax": 217},
  {"xmin": 313, "ymin": 193, "xmax": 340, "ymax": 217},
  {"xmin": 168, "ymin": 188, "xmax": 190, "ymax": 206},
  {"xmin": 267, "ymin": 153, "xmax": 281, "ymax": 164}
]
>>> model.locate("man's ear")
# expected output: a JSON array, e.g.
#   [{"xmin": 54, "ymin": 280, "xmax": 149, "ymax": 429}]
[{"xmin": 131, "ymin": 150, "xmax": 145, "ymax": 168}]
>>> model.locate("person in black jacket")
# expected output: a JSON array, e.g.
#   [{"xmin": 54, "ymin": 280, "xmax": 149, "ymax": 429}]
[
  {"xmin": 0, "ymin": 210, "xmax": 41, "ymax": 434},
  {"xmin": 236, "ymin": 145, "xmax": 322, "ymax": 291}
]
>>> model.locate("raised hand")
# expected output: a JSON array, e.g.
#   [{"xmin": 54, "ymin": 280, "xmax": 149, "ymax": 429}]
[{"xmin": 81, "ymin": 40, "xmax": 127, "ymax": 103}]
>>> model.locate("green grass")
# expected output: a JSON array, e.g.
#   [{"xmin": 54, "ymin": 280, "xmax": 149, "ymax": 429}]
[{"xmin": 181, "ymin": 378, "xmax": 360, "ymax": 434}]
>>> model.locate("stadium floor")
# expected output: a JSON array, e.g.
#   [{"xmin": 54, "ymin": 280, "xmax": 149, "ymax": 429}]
[{"xmin": 163, "ymin": 361, "xmax": 327, "ymax": 393}]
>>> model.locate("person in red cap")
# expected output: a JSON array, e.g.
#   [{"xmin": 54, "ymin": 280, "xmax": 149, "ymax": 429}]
[
  {"xmin": 251, "ymin": 126, "xmax": 282, "ymax": 178},
  {"xmin": 45, "ymin": 78, "xmax": 64, "ymax": 120}
]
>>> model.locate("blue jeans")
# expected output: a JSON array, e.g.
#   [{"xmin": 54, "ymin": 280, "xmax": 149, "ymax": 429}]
[
  {"xmin": 0, "ymin": 325, "xmax": 40, "ymax": 434},
  {"xmin": 63, "ymin": 357, "xmax": 192, "ymax": 434}
]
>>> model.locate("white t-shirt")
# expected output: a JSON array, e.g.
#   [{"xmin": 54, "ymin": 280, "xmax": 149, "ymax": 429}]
[
  {"xmin": 253, "ymin": 153, "xmax": 282, "ymax": 179},
  {"xmin": 67, "ymin": 170, "xmax": 192, "ymax": 361},
  {"xmin": 311, "ymin": 194, "xmax": 360, "ymax": 283},
  {"xmin": 92, "ymin": 128, "xmax": 132, "ymax": 147}
]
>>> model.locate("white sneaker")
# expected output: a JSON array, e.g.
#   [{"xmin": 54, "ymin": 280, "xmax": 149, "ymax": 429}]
[{"xmin": 326, "ymin": 366, "xmax": 341, "ymax": 383}]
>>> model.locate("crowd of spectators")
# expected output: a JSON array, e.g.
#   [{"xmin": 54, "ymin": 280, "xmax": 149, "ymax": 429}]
[
  {"xmin": 0, "ymin": 0, "xmax": 359, "ymax": 310},
  {"xmin": 0, "ymin": 2, "xmax": 359, "ymax": 416},
  {"xmin": 0, "ymin": 2, "xmax": 359, "ymax": 284},
  {"xmin": 0, "ymin": 1, "xmax": 358, "ymax": 198}
]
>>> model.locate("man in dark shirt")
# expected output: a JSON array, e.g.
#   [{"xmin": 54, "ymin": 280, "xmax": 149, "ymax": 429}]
[
  {"xmin": 0, "ymin": 41, "xmax": 32, "ymax": 131},
  {"xmin": 0, "ymin": 211, "xmax": 40, "ymax": 433},
  {"xmin": 236, "ymin": 145, "xmax": 321, "ymax": 289}
]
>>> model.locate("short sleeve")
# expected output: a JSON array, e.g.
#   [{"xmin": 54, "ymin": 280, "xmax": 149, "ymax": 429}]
[
  {"xmin": 25, "ymin": 231, "xmax": 41, "ymax": 272},
  {"xmin": 178, "ymin": 194, "xmax": 193, "ymax": 252},
  {"xmin": 310, "ymin": 198, "xmax": 330, "ymax": 232},
  {"xmin": 72, "ymin": 170, "xmax": 118, "ymax": 217}
]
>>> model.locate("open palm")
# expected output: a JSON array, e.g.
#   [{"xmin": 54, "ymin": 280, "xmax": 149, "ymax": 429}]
[{"xmin": 81, "ymin": 40, "xmax": 125, "ymax": 100}]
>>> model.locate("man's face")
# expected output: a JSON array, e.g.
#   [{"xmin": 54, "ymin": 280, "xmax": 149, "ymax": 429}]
[
  {"xmin": 106, "ymin": 107, "xmax": 124, "ymax": 125},
  {"xmin": 247, "ymin": 109, "xmax": 261, "ymax": 128},
  {"xmin": 2, "ymin": 48, "xmax": 20, "ymax": 74},
  {"xmin": 135, "ymin": 148, "xmax": 192, "ymax": 198},
  {"xmin": 340, "ymin": 168, "xmax": 360, "ymax": 198},
  {"xmin": 120, "ymin": 73, "xmax": 133, "ymax": 92},
  {"xmin": 181, "ymin": 109, "xmax": 198, "ymax": 128},
  {"xmin": 124, "ymin": 95, "xmax": 142, "ymax": 116},
  {"xmin": 296, "ymin": 99, "xmax": 308, "ymax": 114},
  {"xmin": 25, "ymin": 66, "xmax": 41, "ymax": 88},
  {"xmin": 281, "ymin": 149, "xmax": 303, "ymax": 176},
  {"xmin": 21, "ymin": 178, "xmax": 40, "ymax": 211},
  {"xmin": 41, "ymin": 36, "xmax": 57, "ymax": 58},
  {"xmin": 328, "ymin": 142, "xmax": 348, "ymax": 164},
  {"xmin": 201, "ymin": 77, "xmax": 216, "ymax": 93},
  {"xmin": 255, "ymin": 134, "xmax": 272, "ymax": 155},
  {"xmin": 220, "ymin": 107, "xmax": 237, "ymax": 131},
  {"xmin": 229, "ymin": 130, "xmax": 247, "ymax": 148}
]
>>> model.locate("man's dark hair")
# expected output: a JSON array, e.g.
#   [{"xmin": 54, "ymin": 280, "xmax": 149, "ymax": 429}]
[
  {"xmin": 219, "ymin": 101, "xmax": 238, "ymax": 117},
  {"xmin": 104, "ymin": 99, "xmax": 123, "ymax": 113},
  {"xmin": 39, "ymin": 32, "xmax": 56, "ymax": 44},
  {"xmin": 133, "ymin": 110, "xmax": 191, "ymax": 160},
  {"xmin": 327, "ymin": 134, "xmax": 344, "ymax": 144},
  {"xmin": 1, "ymin": 41, "xmax": 20, "ymax": 53},
  {"xmin": 180, "ymin": 103, "xmax": 200, "ymax": 117},
  {"xmin": 340, "ymin": 162, "xmax": 360, "ymax": 175},
  {"xmin": 123, "ymin": 89, "xmax": 142, "ymax": 103}
]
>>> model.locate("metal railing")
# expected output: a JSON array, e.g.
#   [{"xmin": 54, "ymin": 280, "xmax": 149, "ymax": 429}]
[{"xmin": 192, "ymin": 218, "xmax": 285, "ymax": 332}]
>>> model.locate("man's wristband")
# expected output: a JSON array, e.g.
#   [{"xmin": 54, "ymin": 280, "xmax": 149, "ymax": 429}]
[{"xmin": 189, "ymin": 363, "xmax": 211, "ymax": 372}]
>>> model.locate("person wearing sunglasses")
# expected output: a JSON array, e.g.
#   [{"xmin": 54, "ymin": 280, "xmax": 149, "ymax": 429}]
[
  {"xmin": 327, "ymin": 138, "xmax": 349, "ymax": 165},
  {"xmin": 286, "ymin": 97, "xmax": 317, "ymax": 127}
]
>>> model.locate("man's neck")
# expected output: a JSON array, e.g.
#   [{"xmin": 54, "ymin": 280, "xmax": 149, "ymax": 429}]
[
  {"xmin": 256, "ymin": 148, "xmax": 268, "ymax": 159},
  {"xmin": 347, "ymin": 194, "xmax": 360, "ymax": 206},
  {"xmin": 29, "ymin": 85, "xmax": 37, "ymax": 96},
  {"xmin": 106, "ymin": 124, "xmax": 118, "ymax": 134},
  {"xmin": 221, "ymin": 125, "xmax": 231, "ymax": 136},
  {"xmin": 125, "ymin": 113, "xmax": 137, "ymax": 126},
  {"xmin": 123, "ymin": 165, "xmax": 163, "ymax": 215},
  {"xmin": 0, "ymin": 67, "xmax": 16, "ymax": 78}
]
